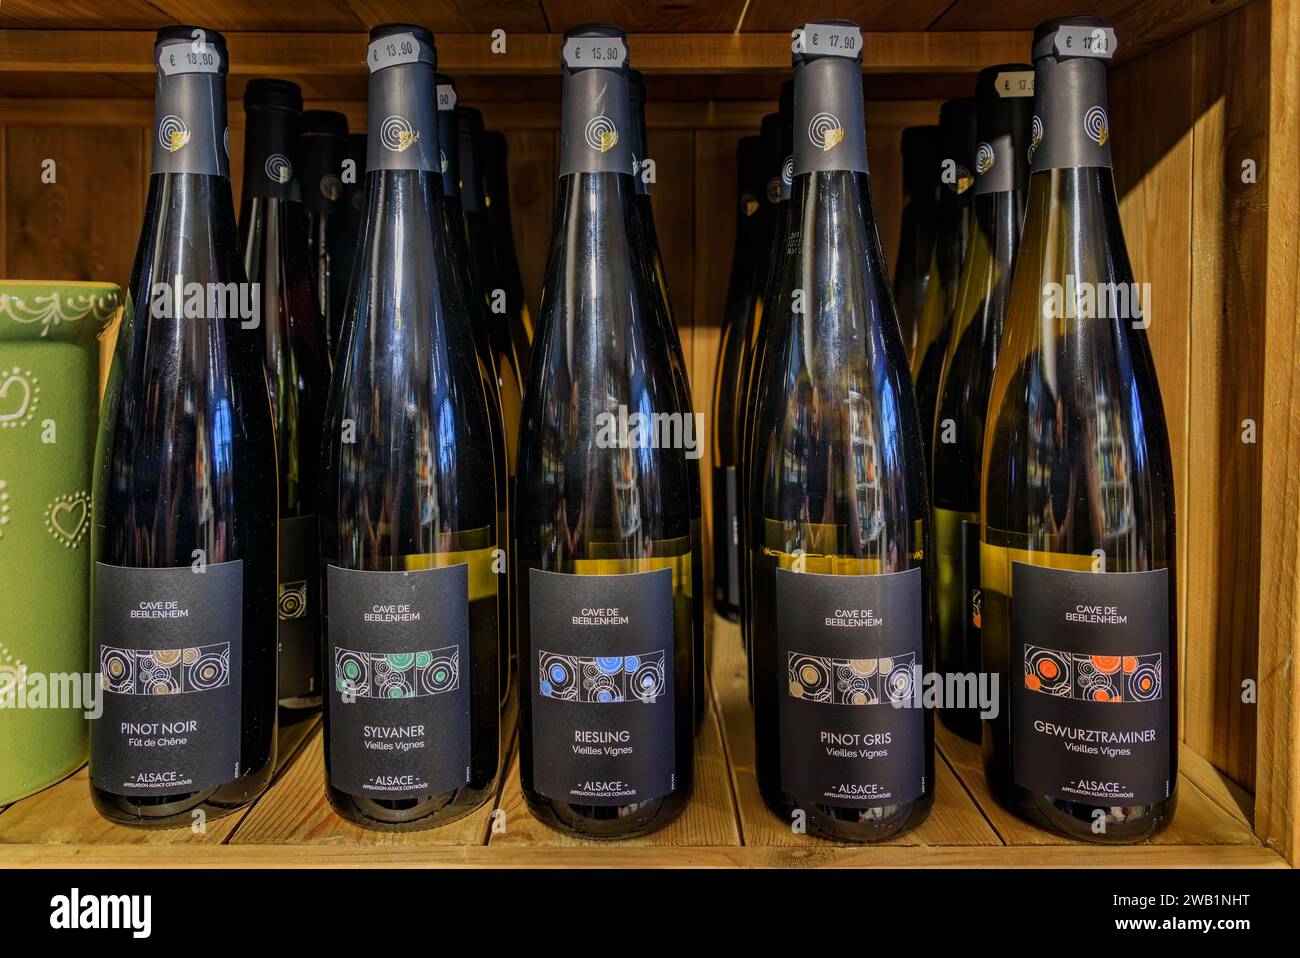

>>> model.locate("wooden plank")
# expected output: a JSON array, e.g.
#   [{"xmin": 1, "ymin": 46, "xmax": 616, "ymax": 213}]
[
  {"xmin": 229, "ymin": 720, "xmax": 511, "ymax": 846},
  {"xmin": 1109, "ymin": 32, "xmax": 1193, "ymax": 745},
  {"xmin": 3, "ymin": 125, "xmax": 144, "ymax": 288},
  {"xmin": 0, "ymin": 30, "xmax": 1032, "ymax": 75},
  {"xmin": 0, "ymin": 0, "xmax": 171, "ymax": 29},
  {"xmin": 741, "ymin": 1, "xmax": 955, "ymax": 32},
  {"xmin": 145, "ymin": 1, "xmax": 367, "ymax": 32},
  {"xmin": 1183, "ymin": 1, "xmax": 1268, "ymax": 791},
  {"xmin": 711, "ymin": 617, "xmax": 1000, "ymax": 846},
  {"xmin": 543, "ymin": 0, "xmax": 746, "ymax": 33},
  {"xmin": 343, "ymin": 0, "xmax": 549, "ymax": 32},
  {"xmin": 1255, "ymin": 0, "xmax": 1300, "ymax": 867},
  {"xmin": 935, "ymin": 721, "xmax": 1261, "ymax": 848},
  {"xmin": 490, "ymin": 700, "xmax": 739, "ymax": 847},
  {"xmin": 0, "ymin": 716, "xmax": 319, "ymax": 846},
  {"xmin": 0, "ymin": 841, "xmax": 1283, "ymax": 868}
]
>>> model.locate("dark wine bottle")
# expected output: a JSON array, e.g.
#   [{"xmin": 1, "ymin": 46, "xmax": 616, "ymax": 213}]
[
  {"xmin": 514, "ymin": 25, "xmax": 694, "ymax": 838},
  {"xmin": 740, "ymin": 82, "xmax": 793, "ymax": 685},
  {"xmin": 238, "ymin": 79, "xmax": 330, "ymax": 712},
  {"xmin": 436, "ymin": 74, "xmax": 514, "ymax": 709},
  {"xmin": 932, "ymin": 64, "xmax": 1032, "ymax": 742},
  {"xmin": 297, "ymin": 109, "xmax": 350, "ymax": 361},
  {"xmin": 982, "ymin": 16, "xmax": 1177, "ymax": 842},
  {"xmin": 319, "ymin": 24, "xmax": 501, "ymax": 830},
  {"xmin": 339, "ymin": 131, "xmax": 368, "ymax": 350},
  {"xmin": 482, "ymin": 129, "xmax": 533, "ymax": 368},
  {"xmin": 90, "ymin": 26, "xmax": 278, "ymax": 825},
  {"xmin": 911, "ymin": 97, "xmax": 976, "ymax": 466},
  {"xmin": 892, "ymin": 125, "xmax": 941, "ymax": 360},
  {"xmin": 748, "ymin": 20, "xmax": 934, "ymax": 842},
  {"xmin": 627, "ymin": 67, "xmax": 706, "ymax": 729},
  {"xmin": 711, "ymin": 134, "xmax": 768, "ymax": 624}
]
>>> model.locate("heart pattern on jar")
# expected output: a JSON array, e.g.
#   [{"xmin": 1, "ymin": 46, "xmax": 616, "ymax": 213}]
[{"xmin": 44, "ymin": 490, "xmax": 90, "ymax": 549}]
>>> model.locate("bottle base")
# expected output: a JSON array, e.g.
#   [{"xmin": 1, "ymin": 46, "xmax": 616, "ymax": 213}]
[
  {"xmin": 521, "ymin": 786, "xmax": 692, "ymax": 840},
  {"xmin": 90, "ymin": 761, "xmax": 275, "ymax": 828},
  {"xmin": 327, "ymin": 782, "xmax": 497, "ymax": 832},
  {"xmin": 759, "ymin": 788, "xmax": 934, "ymax": 843},
  {"xmin": 938, "ymin": 707, "xmax": 981, "ymax": 743}
]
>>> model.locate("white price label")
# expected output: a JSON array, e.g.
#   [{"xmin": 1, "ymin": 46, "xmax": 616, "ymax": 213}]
[
  {"xmin": 995, "ymin": 70, "xmax": 1035, "ymax": 97},
  {"xmin": 437, "ymin": 84, "xmax": 458, "ymax": 111},
  {"xmin": 561, "ymin": 37, "xmax": 627, "ymax": 69},
  {"xmin": 158, "ymin": 41, "xmax": 220, "ymax": 76},
  {"xmin": 794, "ymin": 23, "xmax": 862, "ymax": 58},
  {"xmin": 368, "ymin": 33, "xmax": 422, "ymax": 72},
  {"xmin": 1054, "ymin": 25, "xmax": 1118, "ymax": 59}
]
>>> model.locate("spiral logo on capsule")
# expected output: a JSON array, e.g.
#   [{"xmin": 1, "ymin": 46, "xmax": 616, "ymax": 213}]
[
  {"xmin": 264, "ymin": 153, "xmax": 293, "ymax": 184},
  {"xmin": 1029, "ymin": 115, "xmax": 1043, "ymax": 161},
  {"xmin": 782, "ymin": 156, "xmax": 794, "ymax": 185},
  {"xmin": 1084, "ymin": 106, "xmax": 1109, "ymax": 146},
  {"xmin": 584, "ymin": 115, "xmax": 619, "ymax": 153},
  {"xmin": 440, "ymin": 148, "xmax": 448, "ymax": 174},
  {"xmin": 807, "ymin": 112, "xmax": 844, "ymax": 151},
  {"xmin": 976, "ymin": 141, "xmax": 995, "ymax": 174},
  {"xmin": 158, "ymin": 114, "xmax": 191, "ymax": 153},
  {"xmin": 380, "ymin": 114, "xmax": 419, "ymax": 152},
  {"xmin": 320, "ymin": 174, "xmax": 342, "ymax": 201}
]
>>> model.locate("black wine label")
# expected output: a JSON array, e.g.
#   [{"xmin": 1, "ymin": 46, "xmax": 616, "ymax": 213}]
[
  {"xmin": 91, "ymin": 561, "xmax": 243, "ymax": 797},
  {"xmin": 1011, "ymin": 563, "xmax": 1171, "ymax": 805},
  {"xmin": 558, "ymin": 67, "xmax": 635, "ymax": 179},
  {"xmin": 365, "ymin": 32, "xmax": 440, "ymax": 174},
  {"xmin": 528, "ymin": 567, "xmax": 676, "ymax": 806},
  {"xmin": 960, "ymin": 520, "xmax": 983, "ymax": 666},
  {"xmin": 435, "ymin": 76, "xmax": 460, "ymax": 198},
  {"xmin": 1030, "ymin": 52, "xmax": 1113, "ymax": 171},
  {"xmin": 152, "ymin": 40, "xmax": 229, "ymax": 178},
  {"xmin": 277, "ymin": 514, "xmax": 320, "ymax": 704},
  {"xmin": 298, "ymin": 130, "xmax": 346, "ymax": 216},
  {"xmin": 974, "ymin": 64, "xmax": 1033, "ymax": 196},
  {"xmin": 724, "ymin": 466, "xmax": 740, "ymax": 609},
  {"xmin": 326, "ymin": 565, "xmax": 472, "ymax": 799},
  {"xmin": 243, "ymin": 108, "xmax": 302, "ymax": 202},
  {"xmin": 776, "ymin": 566, "xmax": 925, "ymax": 807},
  {"xmin": 792, "ymin": 28, "xmax": 869, "ymax": 176}
]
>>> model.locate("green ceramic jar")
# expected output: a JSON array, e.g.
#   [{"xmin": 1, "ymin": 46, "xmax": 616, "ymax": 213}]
[{"xmin": 0, "ymin": 280, "xmax": 120, "ymax": 805}]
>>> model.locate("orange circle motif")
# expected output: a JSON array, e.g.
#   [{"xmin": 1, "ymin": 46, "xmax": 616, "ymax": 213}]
[
  {"xmin": 1122, "ymin": 656, "xmax": 1138, "ymax": 673},
  {"xmin": 1025, "ymin": 675, "xmax": 1041, "ymax": 691},
  {"xmin": 1092, "ymin": 689, "xmax": 1111, "ymax": 701},
  {"xmin": 1037, "ymin": 659, "xmax": 1059, "ymax": 679},
  {"xmin": 1091, "ymin": 655, "xmax": 1122, "ymax": 674}
]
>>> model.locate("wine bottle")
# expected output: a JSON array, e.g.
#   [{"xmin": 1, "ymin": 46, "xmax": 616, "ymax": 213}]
[
  {"xmin": 238, "ymin": 79, "xmax": 330, "ymax": 711},
  {"xmin": 339, "ymin": 131, "xmax": 368, "ymax": 349},
  {"xmin": 320, "ymin": 24, "xmax": 501, "ymax": 830},
  {"xmin": 740, "ymin": 82, "xmax": 793, "ymax": 683},
  {"xmin": 90, "ymin": 26, "xmax": 278, "ymax": 825},
  {"xmin": 932, "ymin": 64, "xmax": 1032, "ymax": 742},
  {"xmin": 748, "ymin": 20, "xmax": 934, "ymax": 842},
  {"xmin": 911, "ymin": 97, "xmax": 976, "ymax": 466},
  {"xmin": 515, "ymin": 25, "xmax": 694, "ymax": 838},
  {"xmin": 892, "ymin": 125, "xmax": 941, "ymax": 360},
  {"xmin": 711, "ymin": 134, "xmax": 768, "ymax": 623},
  {"xmin": 436, "ymin": 74, "xmax": 514, "ymax": 708},
  {"xmin": 298, "ymin": 109, "xmax": 350, "ymax": 360},
  {"xmin": 981, "ymin": 16, "xmax": 1177, "ymax": 842},
  {"xmin": 482, "ymin": 129, "xmax": 534, "ymax": 367},
  {"xmin": 627, "ymin": 67, "xmax": 706, "ymax": 729}
]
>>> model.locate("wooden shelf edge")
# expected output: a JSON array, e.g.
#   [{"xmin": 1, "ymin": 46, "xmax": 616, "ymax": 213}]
[
  {"xmin": 0, "ymin": 30, "xmax": 1032, "ymax": 75},
  {"xmin": 0, "ymin": 842, "xmax": 1285, "ymax": 869}
]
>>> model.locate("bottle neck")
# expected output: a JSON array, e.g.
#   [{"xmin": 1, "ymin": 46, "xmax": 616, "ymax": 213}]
[
  {"xmin": 558, "ymin": 67, "xmax": 635, "ymax": 178},
  {"xmin": 1030, "ymin": 55, "xmax": 1113, "ymax": 173},
  {"xmin": 792, "ymin": 54, "xmax": 868, "ymax": 176},
  {"xmin": 298, "ymin": 133, "xmax": 345, "ymax": 217},
  {"xmin": 243, "ymin": 108, "xmax": 301, "ymax": 203},
  {"xmin": 151, "ymin": 56, "xmax": 228, "ymax": 178},
  {"xmin": 366, "ymin": 58, "xmax": 440, "ymax": 176},
  {"xmin": 437, "ymin": 107, "xmax": 459, "ymax": 198},
  {"xmin": 459, "ymin": 132, "xmax": 483, "ymax": 213}
]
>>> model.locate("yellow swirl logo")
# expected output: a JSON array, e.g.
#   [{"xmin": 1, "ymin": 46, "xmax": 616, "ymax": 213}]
[
  {"xmin": 1029, "ymin": 115, "xmax": 1043, "ymax": 161},
  {"xmin": 1084, "ymin": 106, "xmax": 1109, "ymax": 146},
  {"xmin": 380, "ymin": 114, "xmax": 419, "ymax": 152},
  {"xmin": 808, "ymin": 112, "xmax": 844, "ymax": 151},
  {"xmin": 976, "ymin": 141, "xmax": 995, "ymax": 174},
  {"xmin": 320, "ymin": 174, "xmax": 343, "ymax": 201},
  {"xmin": 585, "ymin": 116, "xmax": 619, "ymax": 153},
  {"xmin": 158, "ymin": 114, "xmax": 190, "ymax": 153},
  {"xmin": 264, "ymin": 153, "xmax": 292, "ymax": 184}
]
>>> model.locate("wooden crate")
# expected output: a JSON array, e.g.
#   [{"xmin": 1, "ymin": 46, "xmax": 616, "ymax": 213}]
[{"xmin": 0, "ymin": 0, "xmax": 1296, "ymax": 867}]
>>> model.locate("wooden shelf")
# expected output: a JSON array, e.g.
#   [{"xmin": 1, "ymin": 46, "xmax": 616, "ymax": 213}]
[{"xmin": 0, "ymin": 615, "xmax": 1284, "ymax": 868}]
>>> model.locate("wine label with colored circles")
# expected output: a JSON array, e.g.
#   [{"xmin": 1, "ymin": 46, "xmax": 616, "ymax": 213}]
[
  {"xmin": 326, "ymin": 564, "xmax": 472, "ymax": 800},
  {"xmin": 1011, "ymin": 563, "xmax": 1172, "ymax": 806},
  {"xmin": 91, "ymin": 561, "xmax": 244, "ymax": 797},
  {"xmin": 277, "ymin": 514, "xmax": 320, "ymax": 705},
  {"xmin": 776, "ymin": 566, "xmax": 925, "ymax": 808},
  {"xmin": 528, "ymin": 567, "xmax": 677, "ymax": 806}
]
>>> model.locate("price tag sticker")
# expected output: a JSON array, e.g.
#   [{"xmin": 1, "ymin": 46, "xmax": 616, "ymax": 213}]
[
  {"xmin": 995, "ymin": 70, "xmax": 1035, "ymax": 97},
  {"xmin": 795, "ymin": 23, "xmax": 862, "ymax": 58},
  {"xmin": 437, "ymin": 84, "xmax": 458, "ymax": 111},
  {"xmin": 562, "ymin": 36, "xmax": 628, "ymax": 69},
  {"xmin": 368, "ymin": 32, "xmax": 424, "ymax": 72},
  {"xmin": 158, "ymin": 40, "xmax": 220, "ymax": 75},
  {"xmin": 1054, "ymin": 25, "xmax": 1118, "ymax": 59}
]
